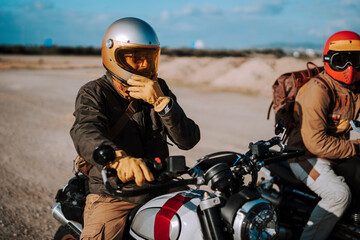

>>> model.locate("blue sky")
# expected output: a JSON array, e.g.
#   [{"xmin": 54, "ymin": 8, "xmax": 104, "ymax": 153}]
[{"xmin": 1, "ymin": 0, "xmax": 359, "ymax": 50}]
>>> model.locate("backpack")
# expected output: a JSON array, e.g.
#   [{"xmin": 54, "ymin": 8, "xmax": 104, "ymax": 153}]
[
  {"xmin": 55, "ymin": 173, "xmax": 88, "ymax": 224},
  {"xmin": 267, "ymin": 62, "xmax": 335, "ymax": 139}
]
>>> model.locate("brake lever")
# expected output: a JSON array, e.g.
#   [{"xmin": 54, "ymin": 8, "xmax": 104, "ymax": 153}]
[
  {"xmin": 263, "ymin": 146, "xmax": 305, "ymax": 165},
  {"xmin": 277, "ymin": 139, "xmax": 286, "ymax": 151}
]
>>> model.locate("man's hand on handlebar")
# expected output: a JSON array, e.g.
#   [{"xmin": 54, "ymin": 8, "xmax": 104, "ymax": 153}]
[{"xmin": 109, "ymin": 150, "xmax": 155, "ymax": 186}]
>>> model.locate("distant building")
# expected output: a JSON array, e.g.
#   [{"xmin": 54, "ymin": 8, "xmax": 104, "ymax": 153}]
[
  {"xmin": 191, "ymin": 40, "xmax": 205, "ymax": 49},
  {"xmin": 292, "ymin": 48, "xmax": 320, "ymax": 58},
  {"xmin": 44, "ymin": 38, "xmax": 53, "ymax": 48}
]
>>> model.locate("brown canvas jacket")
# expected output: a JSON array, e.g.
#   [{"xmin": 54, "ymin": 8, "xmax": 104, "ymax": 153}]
[
  {"xmin": 287, "ymin": 71, "xmax": 360, "ymax": 163},
  {"xmin": 70, "ymin": 72, "xmax": 200, "ymax": 203}
]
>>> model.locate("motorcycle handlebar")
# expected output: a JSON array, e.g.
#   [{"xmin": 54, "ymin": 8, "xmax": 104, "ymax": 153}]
[
  {"xmin": 248, "ymin": 136, "xmax": 282, "ymax": 158},
  {"xmin": 93, "ymin": 145, "xmax": 168, "ymax": 175},
  {"xmin": 262, "ymin": 146, "xmax": 305, "ymax": 165},
  {"xmin": 93, "ymin": 145, "xmax": 195, "ymax": 197},
  {"xmin": 101, "ymin": 168, "xmax": 202, "ymax": 197},
  {"xmin": 93, "ymin": 135, "xmax": 305, "ymax": 198}
]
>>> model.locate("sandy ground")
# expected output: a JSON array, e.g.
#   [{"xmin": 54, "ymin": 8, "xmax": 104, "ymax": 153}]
[{"xmin": 0, "ymin": 54, "xmax": 321, "ymax": 239}]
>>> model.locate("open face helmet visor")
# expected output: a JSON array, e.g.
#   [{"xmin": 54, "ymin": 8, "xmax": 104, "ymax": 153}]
[{"xmin": 114, "ymin": 44, "xmax": 160, "ymax": 78}]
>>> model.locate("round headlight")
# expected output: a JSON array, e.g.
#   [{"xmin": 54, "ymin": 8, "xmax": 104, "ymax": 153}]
[{"xmin": 233, "ymin": 199, "xmax": 278, "ymax": 240}]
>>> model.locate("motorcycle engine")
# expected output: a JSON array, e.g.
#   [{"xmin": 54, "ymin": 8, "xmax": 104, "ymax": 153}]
[
  {"xmin": 204, "ymin": 163, "xmax": 278, "ymax": 239},
  {"xmin": 232, "ymin": 198, "xmax": 278, "ymax": 240}
]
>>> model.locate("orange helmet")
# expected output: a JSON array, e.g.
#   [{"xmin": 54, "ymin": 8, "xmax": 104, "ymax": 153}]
[
  {"xmin": 101, "ymin": 17, "xmax": 160, "ymax": 83},
  {"xmin": 323, "ymin": 31, "xmax": 360, "ymax": 84}
]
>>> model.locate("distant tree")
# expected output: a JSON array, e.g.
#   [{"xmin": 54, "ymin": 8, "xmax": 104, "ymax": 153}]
[{"xmin": 0, "ymin": 45, "xmax": 287, "ymax": 58}]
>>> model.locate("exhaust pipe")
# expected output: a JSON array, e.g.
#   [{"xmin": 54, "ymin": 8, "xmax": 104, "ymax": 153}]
[{"xmin": 52, "ymin": 202, "xmax": 82, "ymax": 238}]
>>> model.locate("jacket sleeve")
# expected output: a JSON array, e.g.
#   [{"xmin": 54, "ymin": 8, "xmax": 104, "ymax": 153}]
[
  {"xmin": 297, "ymin": 81, "xmax": 359, "ymax": 160},
  {"xmin": 70, "ymin": 82, "xmax": 118, "ymax": 167},
  {"xmin": 157, "ymin": 79, "xmax": 201, "ymax": 150}
]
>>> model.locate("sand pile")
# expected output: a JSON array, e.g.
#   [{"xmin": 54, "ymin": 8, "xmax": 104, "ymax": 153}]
[{"xmin": 159, "ymin": 55, "xmax": 322, "ymax": 96}]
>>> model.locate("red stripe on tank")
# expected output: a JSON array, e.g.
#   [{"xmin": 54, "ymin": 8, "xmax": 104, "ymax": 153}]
[{"xmin": 154, "ymin": 194, "xmax": 192, "ymax": 240}]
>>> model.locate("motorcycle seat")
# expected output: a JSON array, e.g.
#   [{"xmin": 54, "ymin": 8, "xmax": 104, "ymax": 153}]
[
  {"xmin": 269, "ymin": 158, "xmax": 360, "ymax": 188},
  {"xmin": 267, "ymin": 161, "xmax": 306, "ymax": 188}
]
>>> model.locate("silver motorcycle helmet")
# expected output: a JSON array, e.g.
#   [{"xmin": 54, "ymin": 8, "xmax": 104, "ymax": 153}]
[{"xmin": 101, "ymin": 17, "xmax": 160, "ymax": 82}]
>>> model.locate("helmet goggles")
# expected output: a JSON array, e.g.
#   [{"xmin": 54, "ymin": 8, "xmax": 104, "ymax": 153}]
[{"xmin": 324, "ymin": 51, "xmax": 360, "ymax": 71}]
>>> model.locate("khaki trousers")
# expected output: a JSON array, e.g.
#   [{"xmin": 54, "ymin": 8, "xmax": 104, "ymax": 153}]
[
  {"xmin": 80, "ymin": 194, "xmax": 138, "ymax": 240},
  {"xmin": 289, "ymin": 158, "xmax": 351, "ymax": 240}
]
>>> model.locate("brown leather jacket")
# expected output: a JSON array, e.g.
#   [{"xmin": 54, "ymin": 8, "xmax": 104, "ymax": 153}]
[
  {"xmin": 70, "ymin": 72, "xmax": 200, "ymax": 203},
  {"xmin": 287, "ymin": 71, "xmax": 360, "ymax": 163}
]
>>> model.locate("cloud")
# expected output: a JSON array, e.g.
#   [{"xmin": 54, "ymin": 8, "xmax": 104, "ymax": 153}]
[
  {"xmin": 160, "ymin": 3, "xmax": 222, "ymax": 21},
  {"xmin": 232, "ymin": 0, "xmax": 285, "ymax": 15},
  {"xmin": 160, "ymin": 10, "xmax": 170, "ymax": 21},
  {"xmin": 176, "ymin": 4, "xmax": 197, "ymax": 16},
  {"xmin": 343, "ymin": 0, "xmax": 360, "ymax": 7},
  {"xmin": 23, "ymin": 1, "xmax": 54, "ymax": 10},
  {"xmin": 329, "ymin": 19, "xmax": 348, "ymax": 29},
  {"xmin": 176, "ymin": 3, "xmax": 222, "ymax": 16},
  {"xmin": 305, "ymin": 0, "xmax": 360, "ymax": 39},
  {"xmin": 200, "ymin": 3, "xmax": 223, "ymax": 15}
]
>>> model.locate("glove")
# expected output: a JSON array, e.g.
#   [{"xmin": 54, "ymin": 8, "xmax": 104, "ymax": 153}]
[
  {"xmin": 127, "ymin": 74, "xmax": 170, "ymax": 112},
  {"xmin": 109, "ymin": 150, "xmax": 154, "ymax": 186}
]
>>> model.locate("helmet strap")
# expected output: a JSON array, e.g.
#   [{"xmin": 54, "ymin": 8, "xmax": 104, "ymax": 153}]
[
  {"xmin": 103, "ymin": 63, "xmax": 132, "ymax": 99},
  {"xmin": 112, "ymin": 76, "xmax": 131, "ymax": 100}
]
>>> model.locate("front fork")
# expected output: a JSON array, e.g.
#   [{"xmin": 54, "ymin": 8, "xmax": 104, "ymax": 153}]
[{"xmin": 198, "ymin": 192, "xmax": 225, "ymax": 240}]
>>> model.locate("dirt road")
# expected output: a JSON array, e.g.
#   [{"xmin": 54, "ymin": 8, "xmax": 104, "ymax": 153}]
[{"xmin": 0, "ymin": 55, "xmax": 300, "ymax": 239}]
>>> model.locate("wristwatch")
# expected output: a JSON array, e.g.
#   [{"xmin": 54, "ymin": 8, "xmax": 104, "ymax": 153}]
[{"xmin": 159, "ymin": 98, "xmax": 172, "ymax": 115}]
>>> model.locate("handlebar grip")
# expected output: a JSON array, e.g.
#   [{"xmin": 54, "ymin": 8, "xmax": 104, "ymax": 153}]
[
  {"xmin": 263, "ymin": 146, "xmax": 305, "ymax": 165},
  {"xmin": 93, "ymin": 145, "xmax": 116, "ymax": 165},
  {"xmin": 265, "ymin": 137, "xmax": 281, "ymax": 148},
  {"xmin": 250, "ymin": 137, "xmax": 281, "ymax": 157}
]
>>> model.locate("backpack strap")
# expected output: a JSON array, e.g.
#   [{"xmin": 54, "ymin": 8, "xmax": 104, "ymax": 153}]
[
  {"xmin": 95, "ymin": 77, "xmax": 140, "ymax": 140},
  {"xmin": 108, "ymin": 100, "xmax": 140, "ymax": 140},
  {"xmin": 266, "ymin": 101, "xmax": 273, "ymax": 120},
  {"xmin": 306, "ymin": 62, "xmax": 321, "ymax": 78},
  {"xmin": 313, "ymin": 75, "xmax": 336, "ymax": 111}
]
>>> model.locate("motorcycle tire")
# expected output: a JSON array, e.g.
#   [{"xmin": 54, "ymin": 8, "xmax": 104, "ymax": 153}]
[{"xmin": 54, "ymin": 225, "xmax": 78, "ymax": 240}]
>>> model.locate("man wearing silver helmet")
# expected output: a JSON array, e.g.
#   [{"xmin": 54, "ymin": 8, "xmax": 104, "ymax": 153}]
[{"xmin": 70, "ymin": 17, "xmax": 200, "ymax": 239}]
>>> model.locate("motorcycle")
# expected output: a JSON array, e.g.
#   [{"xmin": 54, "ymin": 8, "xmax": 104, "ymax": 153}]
[
  {"xmin": 52, "ymin": 124, "xmax": 304, "ymax": 240},
  {"xmin": 257, "ymin": 120, "xmax": 360, "ymax": 240}
]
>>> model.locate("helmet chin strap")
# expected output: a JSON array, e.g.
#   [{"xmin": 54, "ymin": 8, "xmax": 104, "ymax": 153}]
[
  {"xmin": 103, "ymin": 64, "xmax": 133, "ymax": 100},
  {"xmin": 103, "ymin": 64, "xmax": 131, "ymax": 86}
]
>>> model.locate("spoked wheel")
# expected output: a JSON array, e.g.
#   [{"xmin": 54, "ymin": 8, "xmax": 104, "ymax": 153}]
[{"xmin": 54, "ymin": 225, "xmax": 79, "ymax": 240}]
